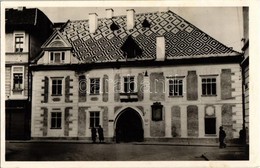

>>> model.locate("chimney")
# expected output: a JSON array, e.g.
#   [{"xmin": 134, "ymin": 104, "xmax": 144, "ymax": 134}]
[
  {"xmin": 156, "ymin": 36, "xmax": 165, "ymax": 61},
  {"xmin": 106, "ymin": 8, "xmax": 114, "ymax": 19},
  {"xmin": 89, "ymin": 13, "xmax": 98, "ymax": 33},
  {"xmin": 126, "ymin": 9, "xmax": 135, "ymax": 30},
  {"xmin": 17, "ymin": 7, "xmax": 25, "ymax": 11}
]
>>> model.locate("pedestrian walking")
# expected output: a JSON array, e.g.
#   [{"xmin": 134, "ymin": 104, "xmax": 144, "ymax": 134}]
[
  {"xmin": 219, "ymin": 126, "xmax": 226, "ymax": 148},
  {"xmin": 91, "ymin": 127, "xmax": 97, "ymax": 143},
  {"xmin": 98, "ymin": 125, "xmax": 104, "ymax": 143}
]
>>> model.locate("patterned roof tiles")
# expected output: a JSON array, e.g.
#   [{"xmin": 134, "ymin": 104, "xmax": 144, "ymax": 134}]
[{"xmin": 59, "ymin": 10, "xmax": 240, "ymax": 63}]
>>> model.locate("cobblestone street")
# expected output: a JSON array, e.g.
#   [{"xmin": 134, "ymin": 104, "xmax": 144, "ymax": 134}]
[{"xmin": 5, "ymin": 141, "xmax": 248, "ymax": 161}]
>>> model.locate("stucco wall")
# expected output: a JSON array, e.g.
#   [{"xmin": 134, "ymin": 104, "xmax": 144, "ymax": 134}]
[{"xmin": 31, "ymin": 63, "xmax": 242, "ymax": 139}]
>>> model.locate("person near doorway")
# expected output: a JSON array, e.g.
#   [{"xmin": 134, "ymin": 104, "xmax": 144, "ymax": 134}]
[
  {"xmin": 219, "ymin": 126, "xmax": 226, "ymax": 148},
  {"xmin": 98, "ymin": 125, "xmax": 104, "ymax": 143},
  {"xmin": 91, "ymin": 127, "xmax": 97, "ymax": 143}
]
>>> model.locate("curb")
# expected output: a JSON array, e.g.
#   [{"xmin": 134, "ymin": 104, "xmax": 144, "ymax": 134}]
[{"xmin": 6, "ymin": 140, "xmax": 244, "ymax": 147}]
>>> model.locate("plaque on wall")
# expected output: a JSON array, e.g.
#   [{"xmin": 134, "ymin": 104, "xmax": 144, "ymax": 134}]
[{"xmin": 151, "ymin": 102, "xmax": 163, "ymax": 121}]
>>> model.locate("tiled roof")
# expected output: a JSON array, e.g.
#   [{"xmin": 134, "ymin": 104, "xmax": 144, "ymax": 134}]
[
  {"xmin": 6, "ymin": 8, "xmax": 52, "ymax": 27},
  {"xmin": 59, "ymin": 10, "xmax": 240, "ymax": 63},
  {"xmin": 6, "ymin": 8, "xmax": 37, "ymax": 25}
]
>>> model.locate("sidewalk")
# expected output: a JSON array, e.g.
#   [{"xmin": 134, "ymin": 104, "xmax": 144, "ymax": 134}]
[
  {"xmin": 6, "ymin": 139, "xmax": 245, "ymax": 147},
  {"xmin": 5, "ymin": 140, "xmax": 249, "ymax": 161}
]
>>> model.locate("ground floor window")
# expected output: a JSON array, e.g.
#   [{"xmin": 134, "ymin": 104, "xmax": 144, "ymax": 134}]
[
  {"xmin": 51, "ymin": 112, "xmax": 62, "ymax": 129},
  {"xmin": 204, "ymin": 106, "xmax": 216, "ymax": 134},
  {"xmin": 90, "ymin": 111, "xmax": 100, "ymax": 128},
  {"xmin": 204, "ymin": 118, "xmax": 216, "ymax": 134}
]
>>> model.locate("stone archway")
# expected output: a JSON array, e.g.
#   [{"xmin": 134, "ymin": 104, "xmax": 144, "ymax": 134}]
[{"xmin": 115, "ymin": 108, "xmax": 144, "ymax": 142}]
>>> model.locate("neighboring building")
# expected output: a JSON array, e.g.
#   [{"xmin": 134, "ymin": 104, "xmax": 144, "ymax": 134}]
[
  {"xmin": 31, "ymin": 9, "xmax": 243, "ymax": 143},
  {"xmin": 241, "ymin": 7, "xmax": 249, "ymax": 144},
  {"xmin": 5, "ymin": 7, "xmax": 53, "ymax": 140}
]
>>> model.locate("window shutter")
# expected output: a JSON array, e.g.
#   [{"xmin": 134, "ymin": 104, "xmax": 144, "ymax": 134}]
[
  {"xmin": 137, "ymin": 73, "xmax": 144, "ymax": 101},
  {"xmin": 41, "ymin": 77, "xmax": 49, "ymax": 103},
  {"xmin": 79, "ymin": 75, "xmax": 86, "ymax": 102},
  {"xmin": 187, "ymin": 71, "xmax": 198, "ymax": 100},
  {"xmin": 102, "ymin": 75, "xmax": 109, "ymax": 102},
  {"xmin": 221, "ymin": 69, "xmax": 232, "ymax": 100},
  {"xmin": 65, "ymin": 76, "xmax": 72, "ymax": 103},
  {"xmin": 114, "ymin": 74, "xmax": 120, "ymax": 102}
]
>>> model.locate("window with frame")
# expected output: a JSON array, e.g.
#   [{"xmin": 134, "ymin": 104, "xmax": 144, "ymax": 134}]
[
  {"xmin": 14, "ymin": 33, "xmax": 24, "ymax": 52},
  {"xmin": 50, "ymin": 52, "xmax": 65, "ymax": 63},
  {"xmin": 169, "ymin": 79, "xmax": 183, "ymax": 96},
  {"xmin": 202, "ymin": 78, "xmax": 217, "ymax": 96},
  {"xmin": 51, "ymin": 112, "xmax": 62, "ymax": 129},
  {"xmin": 90, "ymin": 78, "xmax": 100, "ymax": 95},
  {"xmin": 52, "ymin": 78, "xmax": 62, "ymax": 96},
  {"xmin": 204, "ymin": 106, "xmax": 216, "ymax": 135},
  {"xmin": 90, "ymin": 111, "xmax": 100, "ymax": 128},
  {"xmin": 124, "ymin": 76, "xmax": 135, "ymax": 93},
  {"xmin": 12, "ymin": 66, "xmax": 24, "ymax": 95}
]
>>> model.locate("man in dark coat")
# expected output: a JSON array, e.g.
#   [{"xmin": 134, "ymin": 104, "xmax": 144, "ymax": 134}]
[
  {"xmin": 98, "ymin": 125, "xmax": 104, "ymax": 143},
  {"xmin": 91, "ymin": 127, "xmax": 97, "ymax": 143},
  {"xmin": 219, "ymin": 126, "xmax": 226, "ymax": 148}
]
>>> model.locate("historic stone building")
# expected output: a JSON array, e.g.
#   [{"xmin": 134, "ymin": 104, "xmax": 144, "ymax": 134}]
[
  {"xmin": 5, "ymin": 7, "xmax": 53, "ymax": 139},
  {"xmin": 30, "ymin": 9, "xmax": 243, "ymax": 143},
  {"xmin": 241, "ymin": 7, "xmax": 249, "ymax": 144}
]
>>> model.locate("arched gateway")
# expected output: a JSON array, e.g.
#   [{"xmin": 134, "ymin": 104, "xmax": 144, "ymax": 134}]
[{"xmin": 115, "ymin": 108, "xmax": 144, "ymax": 142}]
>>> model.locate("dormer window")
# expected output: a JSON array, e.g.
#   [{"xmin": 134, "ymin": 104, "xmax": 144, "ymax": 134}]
[
  {"xmin": 110, "ymin": 21, "xmax": 119, "ymax": 31},
  {"xmin": 121, "ymin": 35, "xmax": 142, "ymax": 59},
  {"xmin": 142, "ymin": 18, "xmax": 151, "ymax": 28},
  {"xmin": 50, "ymin": 51, "xmax": 65, "ymax": 64}
]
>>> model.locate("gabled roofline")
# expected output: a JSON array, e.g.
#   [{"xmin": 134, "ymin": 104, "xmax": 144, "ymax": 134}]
[{"xmin": 41, "ymin": 28, "xmax": 72, "ymax": 49}]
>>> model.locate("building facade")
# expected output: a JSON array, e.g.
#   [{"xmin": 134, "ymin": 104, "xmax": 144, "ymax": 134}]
[
  {"xmin": 5, "ymin": 7, "xmax": 53, "ymax": 140},
  {"xmin": 241, "ymin": 7, "xmax": 249, "ymax": 144},
  {"xmin": 31, "ymin": 9, "xmax": 243, "ymax": 143}
]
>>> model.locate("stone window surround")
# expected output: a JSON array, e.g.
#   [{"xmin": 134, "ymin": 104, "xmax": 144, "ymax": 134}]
[
  {"xmin": 14, "ymin": 31, "xmax": 25, "ymax": 53},
  {"xmin": 10, "ymin": 65, "xmax": 25, "ymax": 98}
]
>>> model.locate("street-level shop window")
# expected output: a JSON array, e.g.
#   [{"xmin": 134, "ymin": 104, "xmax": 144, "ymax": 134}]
[
  {"xmin": 90, "ymin": 111, "xmax": 100, "ymax": 128},
  {"xmin": 12, "ymin": 66, "xmax": 24, "ymax": 95},
  {"xmin": 124, "ymin": 76, "xmax": 135, "ymax": 93},
  {"xmin": 90, "ymin": 78, "xmax": 100, "ymax": 95},
  {"xmin": 202, "ymin": 78, "xmax": 216, "ymax": 96},
  {"xmin": 52, "ymin": 78, "xmax": 62, "ymax": 96},
  {"xmin": 51, "ymin": 112, "xmax": 62, "ymax": 129},
  {"xmin": 169, "ymin": 79, "xmax": 183, "ymax": 96},
  {"xmin": 50, "ymin": 52, "xmax": 65, "ymax": 63},
  {"xmin": 14, "ymin": 33, "xmax": 24, "ymax": 52}
]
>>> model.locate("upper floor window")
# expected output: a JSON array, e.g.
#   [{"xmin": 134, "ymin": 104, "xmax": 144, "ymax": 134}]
[
  {"xmin": 124, "ymin": 76, "xmax": 135, "ymax": 93},
  {"xmin": 52, "ymin": 78, "xmax": 62, "ymax": 96},
  {"xmin": 169, "ymin": 79, "xmax": 183, "ymax": 96},
  {"xmin": 50, "ymin": 52, "xmax": 65, "ymax": 64},
  {"xmin": 90, "ymin": 78, "xmax": 100, "ymax": 95},
  {"xmin": 202, "ymin": 78, "xmax": 216, "ymax": 96},
  {"xmin": 12, "ymin": 66, "xmax": 24, "ymax": 95},
  {"xmin": 14, "ymin": 33, "xmax": 24, "ymax": 52}
]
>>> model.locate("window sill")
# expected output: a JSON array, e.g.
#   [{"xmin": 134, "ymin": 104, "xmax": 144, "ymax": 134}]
[
  {"xmin": 51, "ymin": 94, "xmax": 62, "ymax": 97},
  {"xmin": 89, "ymin": 93, "xmax": 100, "ymax": 96},
  {"xmin": 12, "ymin": 89, "xmax": 24, "ymax": 92},
  {"xmin": 201, "ymin": 95, "xmax": 217, "ymax": 97},
  {"xmin": 168, "ymin": 95, "xmax": 183, "ymax": 98},
  {"xmin": 204, "ymin": 134, "xmax": 217, "ymax": 137}
]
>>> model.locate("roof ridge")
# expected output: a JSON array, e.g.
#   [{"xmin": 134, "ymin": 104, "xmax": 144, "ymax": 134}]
[{"xmin": 68, "ymin": 10, "xmax": 166, "ymax": 23}]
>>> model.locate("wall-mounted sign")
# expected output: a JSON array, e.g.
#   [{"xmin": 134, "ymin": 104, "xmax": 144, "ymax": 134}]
[{"xmin": 151, "ymin": 102, "xmax": 163, "ymax": 121}]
